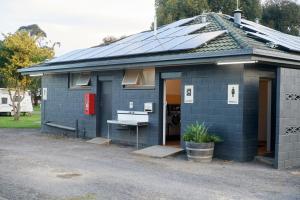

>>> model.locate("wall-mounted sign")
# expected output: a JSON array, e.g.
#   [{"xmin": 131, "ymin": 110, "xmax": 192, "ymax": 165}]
[
  {"xmin": 184, "ymin": 85, "xmax": 194, "ymax": 104},
  {"xmin": 42, "ymin": 88, "xmax": 47, "ymax": 100},
  {"xmin": 228, "ymin": 84, "xmax": 239, "ymax": 104}
]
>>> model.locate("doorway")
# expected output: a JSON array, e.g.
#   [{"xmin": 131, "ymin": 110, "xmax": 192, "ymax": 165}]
[
  {"xmin": 97, "ymin": 81, "xmax": 112, "ymax": 137},
  {"xmin": 257, "ymin": 79, "xmax": 275, "ymax": 157},
  {"xmin": 163, "ymin": 79, "xmax": 181, "ymax": 146}
]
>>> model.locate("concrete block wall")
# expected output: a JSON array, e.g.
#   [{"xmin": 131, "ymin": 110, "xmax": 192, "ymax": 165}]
[
  {"xmin": 41, "ymin": 64, "xmax": 291, "ymax": 163},
  {"xmin": 97, "ymin": 71, "xmax": 160, "ymax": 147},
  {"xmin": 41, "ymin": 73, "xmax": 97, "ymax": 138},
  {"xmin": 276, "ymin": 67, "xmax": 300, "ymax": 169},
  {"xmin": 172, "ymin": 65, "xmax": 246, "ymax": 161}
]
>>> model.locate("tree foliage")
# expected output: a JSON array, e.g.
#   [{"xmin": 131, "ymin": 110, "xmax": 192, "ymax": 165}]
[
  {"xmin": 155, "ymin": 0, "xmax": 299, "ymax": 35},
  {"xmin": 155, "ymin": 0, "xmax": 209, "ymax": 26},
  {"xmin": 100, "ymin": 35, "xmax": 126, "ymax": 46},
  {"xmin": 208, "ymin": 0, "xmax": 262, "ymax": 21},
  {"xmin": 155, "ymin": 0, "xmax": 262, "ymax": 26},
  {"xmin": 18, "ymin": 24, "xmax": 47, "ymax": 38},
  {"xmin": 0, "ymin": 31, "xmax": 54, "ymax": 120},
  {"xmin": 262, "ymin": 0, "xmax": 300, "ymax": 36}
]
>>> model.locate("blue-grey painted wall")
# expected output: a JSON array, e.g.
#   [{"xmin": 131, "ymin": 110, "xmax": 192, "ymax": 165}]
[
  {"xmin": 41, "ymin": 63, "xmax": 299, "ymax": 166},
  {"xmin": 41, "ymin": 73, "xmax": 97, "ymax": 138},
  {"xmin": 243, "ymin": 65, "xmax": 277, "ymax": 161}
]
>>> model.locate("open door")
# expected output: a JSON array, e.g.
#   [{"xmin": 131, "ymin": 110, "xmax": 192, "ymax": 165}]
[
  {"xmin": 163, "ymin": 79, "xmax": 181, "ymax": 147},
  {"xmin": 258, "ymin": 79, "xmax": 275, "ymax": 157}
]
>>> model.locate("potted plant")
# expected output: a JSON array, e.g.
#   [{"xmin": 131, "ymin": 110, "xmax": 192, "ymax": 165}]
[{"xmin": 183, "ymin": 122, "xmax": 222, "ymax": 162}]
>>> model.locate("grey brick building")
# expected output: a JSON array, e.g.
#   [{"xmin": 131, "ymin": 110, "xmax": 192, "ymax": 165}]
[{"xmin": 20, "ymin": 12, "xmax": 300, "ymax": 169}]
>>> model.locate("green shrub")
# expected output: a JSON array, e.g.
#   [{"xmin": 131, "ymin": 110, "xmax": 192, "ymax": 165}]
[{"xmin": 183, "ymin": 122, "xmax": 222, "ymax": 143}]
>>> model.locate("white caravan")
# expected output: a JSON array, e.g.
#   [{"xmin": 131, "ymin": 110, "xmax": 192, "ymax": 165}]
[{"xmin": 0, "ymin": 88, "xmax": 33, "ymax": 115}]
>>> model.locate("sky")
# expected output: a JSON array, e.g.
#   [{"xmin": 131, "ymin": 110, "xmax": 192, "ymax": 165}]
[
  {"xmin": 1, "ymin": 0, "xmax": 299, "ymax": 56},
  {"xmin": 0, "ymin": 0, "xmax": 155, "ymax": 56}
]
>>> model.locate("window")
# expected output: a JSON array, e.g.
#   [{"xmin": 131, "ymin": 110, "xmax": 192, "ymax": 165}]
[
  {"xmin": 122, "ymin": 68, "xmax": 155, "ymax": 89},
  {"xmin": 69, "ymin": 73, "xmax": 91, "ymax": 89},
  {"xmin": 1, "ymin": 97, "xmax": 8, "ymax": 104}
]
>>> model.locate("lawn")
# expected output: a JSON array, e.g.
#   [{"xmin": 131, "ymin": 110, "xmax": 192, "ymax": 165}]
[{"xmin": 0, "ymin": 106, "xmax": 41, "ymax": 128}]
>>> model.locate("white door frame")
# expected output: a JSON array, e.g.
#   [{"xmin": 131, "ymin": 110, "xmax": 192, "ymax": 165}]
[
  {"xmin": 163, "ymin": 80, "xmax": 167, "ymax": 146},
  {"xmin": 266, "ymin": 79, "xmax": 272, "ymax": 152}
]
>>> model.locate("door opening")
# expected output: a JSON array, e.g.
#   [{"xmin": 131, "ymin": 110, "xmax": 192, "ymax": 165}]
[
  {"xmin": 163, "ymin": 79, "xmax": 181, "ymax": 147},
  {"xmin": 257, "ymin": 79, "xmax": 275, "ymax": 157}
]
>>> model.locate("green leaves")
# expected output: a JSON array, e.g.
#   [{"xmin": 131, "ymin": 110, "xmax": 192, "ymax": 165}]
[
  {"xmin": 156, "ymin": 0, "xmax": 263, "ymax": 26},
  {"xmin": 156, "ymin": 0, "xmax": 209, "ymax": 26},
  {"xmin": 0, "ymin": 30, "xmax": 54, "ymax": 120},
  {"xmin": 183, "ymin": 122, "xmax": 222, "ymax": 143},
  {"xmin": 262, "ymin": 0, "xmax": 300, "ymax": 36}
]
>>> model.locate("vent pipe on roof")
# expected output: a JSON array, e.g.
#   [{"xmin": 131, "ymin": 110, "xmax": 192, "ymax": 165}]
[
  {"xmin": 233, "ymin": 0, "xmax": 242, "ymax": 25},
  {"xmin": 154, "ymin": 3, "xmax": 157, "ymax": 36},
  {"xmin": 255, "ymin": 18, "xmax": 260, "ymax": 24},
  {"xmin": 234, "ymin": 9, "xmax": 242, "ymax": 25},
  {"xmin": 154, "ymin": 15, "xmax": 157, "ymax": 35},
  {"xmin": 200, "ymin": 14, "xmax": 207, "ymax": 23}
]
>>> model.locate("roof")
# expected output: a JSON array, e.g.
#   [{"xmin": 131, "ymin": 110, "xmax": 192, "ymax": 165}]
[{"xmin": 19, "ymin": 13, "xmax": 300, "ymax": 74}]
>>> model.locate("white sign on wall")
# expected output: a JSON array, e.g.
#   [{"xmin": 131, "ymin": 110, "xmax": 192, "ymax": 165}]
[
  {"xmin": 42, "ymin": 88, "xmax": 47, "ymax": 100},
  {"xmin": 184, "ymin": 85, "xmax": 194, "ymax": 104},
  {"xmin": 228, "ymin": 84, "xmax": 239, "ymax": 104}
]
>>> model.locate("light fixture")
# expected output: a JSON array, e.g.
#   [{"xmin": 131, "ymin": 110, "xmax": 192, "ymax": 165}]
[
  {"xmin": 29, "ymin": 73, "xmax": 43, "ymax": 77},
  {"xmin": 217, "ymin": 60, "xmax": 257, "ymax": 65}
]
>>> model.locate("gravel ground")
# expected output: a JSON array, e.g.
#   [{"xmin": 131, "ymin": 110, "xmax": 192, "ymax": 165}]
[{"xmin": 0, "ymin": 129, "xmax": 299, "ymax": 200}]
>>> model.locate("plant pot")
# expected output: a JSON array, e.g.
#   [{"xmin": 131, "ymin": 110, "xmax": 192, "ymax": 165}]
[{"xmin": 185, "ymin": 142, "xmax": 214, "ymax": 162}]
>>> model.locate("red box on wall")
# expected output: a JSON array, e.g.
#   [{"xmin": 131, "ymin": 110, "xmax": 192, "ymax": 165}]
[{"xmin": 84, "ymin": 93, "xmax": 96, "ymax": 115}]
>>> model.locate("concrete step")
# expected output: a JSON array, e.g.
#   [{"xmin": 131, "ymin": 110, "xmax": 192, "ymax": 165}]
[
  {"xmin": 86, "ymin": 137, "xmax": 111, "ymax": 145},
  {"xmin": 133, "ymin": 145, "xmax": 183, "ymax": 158},
  {"xmin": 255, "ymin": 156, "xmax": 274, "ymax": 166}
]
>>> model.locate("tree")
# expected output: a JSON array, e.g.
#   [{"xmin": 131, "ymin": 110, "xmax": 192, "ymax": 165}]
[
  {"xmin": 100, "ymin": 35, "xmax": 126, "ymax": 46},
  {"xmin": 155, "ymin": 0, "xmax": 209, "ymax": 26},
  {"xmin": 208, "ymin": 0, "xmax": 262, "ymax": 21},
  {"xmin": 102, "ymin": 36, "xmax": 119, "ymax": 45},
  {"xmin": 0, "ymin": 40, "xmax": 7, "ymax": 88},
  {"xmin": 28, "ymin": 77, "xmax": 41, "ymax": 106},
  {"xmin": 0, "ymin": 32, "xmax": 54, "ymax": 120},
  {"xmin": 262, "ymin": 0, "xmax": 300, "ymax": 36},
  {"xmin": 18, "ymin": 24, "xmax": 47, "ymax": 38}
]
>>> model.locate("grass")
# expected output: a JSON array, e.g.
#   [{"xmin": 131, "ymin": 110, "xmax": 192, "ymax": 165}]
[{"xmin": 0, "ymin": 105, "xmax": 41, "ymax": 128}]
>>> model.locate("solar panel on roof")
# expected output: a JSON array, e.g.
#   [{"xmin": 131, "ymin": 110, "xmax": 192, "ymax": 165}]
[
  {"xmin": 88, "ymin": 43, "xmax": 132, "ymax": 58},
  {"xmin": 168, "ymin": 23, "xmax": 210, "ymax": 37},
  {"xmin": 47, "ymin": 15, "xmax": 227, "ymax": 63},
  {"xmin": 171, "ymin": 30, "xmax": 227, "ymax": 50},
  {"xmin": 242, "ymin": 23, "xmax": 300, "ymax": 46},
  {"xmin": 158, "ymin": 16, "xmax": 199, "ymax": 32},
  {"xmin": 107, "ymin": 40, "xmax": 155, "ymax": 57},
  {"xmin": 48, "ymin": 49, "xmax": 85, "ymax": 63},
  {"xmin": 247, "ymin": 32, "xmax": 300, "ymax": 52},
  {"xmin": 240, "ymin": 18, "xmax": 300, "ymax": 52},
  {"xmin": 151, "ymin": 27, "xmax": 185, "ymax": 39},
  {"xmin": 147, "ymin": 35, "xmax": 197, "ymax": 53},
  {"xmin": 126, "ymin": 38, "xmax": 175, "ymax": 55}
]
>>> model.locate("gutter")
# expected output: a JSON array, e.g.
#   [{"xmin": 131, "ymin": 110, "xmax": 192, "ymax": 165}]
[
  {"xmin": 18, "ymin": 47, "xmax": 300, "ymax": 75},
  {"xmin": 19, "ymin": 49, "xmax": 253, "ymax": 74}
]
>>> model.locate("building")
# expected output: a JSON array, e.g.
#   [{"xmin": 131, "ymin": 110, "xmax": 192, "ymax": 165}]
[{"xmin": 19, "ymin": 12, "xmax": 300, "ymax": 169}]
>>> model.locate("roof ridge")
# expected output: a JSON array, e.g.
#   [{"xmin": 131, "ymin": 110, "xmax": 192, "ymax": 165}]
[{"xmin": 211, "ymin": 13, "xmax": 252, "ymax": 50}]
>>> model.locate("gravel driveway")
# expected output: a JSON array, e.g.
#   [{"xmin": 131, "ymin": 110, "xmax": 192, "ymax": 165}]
[{"xmin": 0, "ymin": 129, "xmax": 299, "ymax": 200}]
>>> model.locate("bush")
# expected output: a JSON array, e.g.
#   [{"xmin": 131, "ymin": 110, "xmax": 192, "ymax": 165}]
[{"xmin": 183, "ymin": 122, "xmax": 222, "ymax": 143}]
